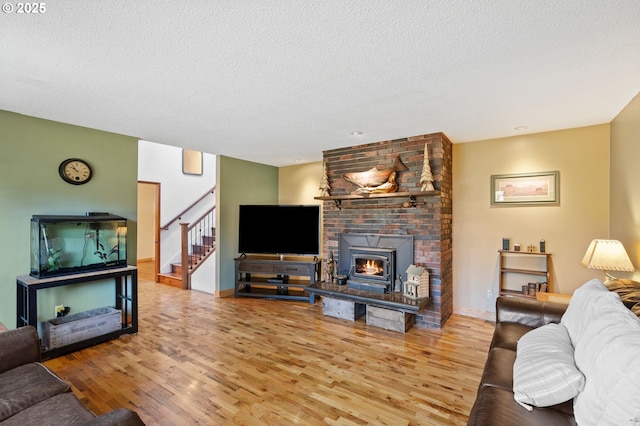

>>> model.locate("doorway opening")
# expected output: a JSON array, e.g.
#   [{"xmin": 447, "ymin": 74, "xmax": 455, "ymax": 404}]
[{"xmin": 137, "ymin": 181, "xmax": 160, "ymax": 282}]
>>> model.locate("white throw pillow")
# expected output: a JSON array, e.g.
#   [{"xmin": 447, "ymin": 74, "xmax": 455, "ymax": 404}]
[
  {"xmin": 513, "ymin": 323, "xmax": 585, "ymax": 411},
  {"xmin": 561, "ymin": 279, "xmax": 618, "ymax": 347},
  {"xmin": 571, "ymin": 290, "xmax": 640, "ymax": 425}
]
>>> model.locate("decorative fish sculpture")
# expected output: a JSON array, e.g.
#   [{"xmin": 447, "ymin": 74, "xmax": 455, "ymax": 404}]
[
  {"xmin": 355, "ymin": 171, "xmax": 398, "ymax": 194},
  {"xmin": 343, "ymin": 155, "xmax": 408, "ymax": 188}
]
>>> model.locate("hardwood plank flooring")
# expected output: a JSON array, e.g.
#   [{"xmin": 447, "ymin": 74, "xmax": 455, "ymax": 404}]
[{"xmin": 44, "ymin": 278, "xmax": 494, "ymax": 425}]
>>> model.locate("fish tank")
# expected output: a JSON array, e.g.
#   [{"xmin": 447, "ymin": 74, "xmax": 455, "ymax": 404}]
[{"xmin": 30, "ymin": 214, "xmax": 128, "ymax": 278}]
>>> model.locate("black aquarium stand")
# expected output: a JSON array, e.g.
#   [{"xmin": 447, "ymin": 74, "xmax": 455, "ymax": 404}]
[{"xmin": 16, "ymin": 266, "xmax": 138, "ymax": 359}]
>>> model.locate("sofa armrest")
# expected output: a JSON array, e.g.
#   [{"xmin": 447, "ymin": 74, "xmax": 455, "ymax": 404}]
[
  {"xmin": 496, "ymin": 296, "xmax": 567, "ymax": 328},
  {"xmin": 83, "ymin": 408, "xmax": 145, "ymax": 425},
  {"xmin": 0, "ymin": 326, "xmax": 40, "ymax": 374}
]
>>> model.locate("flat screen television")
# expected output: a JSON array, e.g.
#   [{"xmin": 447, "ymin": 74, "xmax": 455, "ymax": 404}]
[{"xmin": 238, "ymin": 205, "xmax": 320, "ymax": 255}]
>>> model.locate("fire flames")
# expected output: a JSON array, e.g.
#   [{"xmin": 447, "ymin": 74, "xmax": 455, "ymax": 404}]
[{"xmin": 357, "ymin": 259, "xmax": 383, "ymax": 276}]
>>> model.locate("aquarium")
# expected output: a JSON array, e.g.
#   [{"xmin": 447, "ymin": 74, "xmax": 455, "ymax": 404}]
[{"xmin": 30, "ymin": 214, "xmax": 128, "ymax": 278}]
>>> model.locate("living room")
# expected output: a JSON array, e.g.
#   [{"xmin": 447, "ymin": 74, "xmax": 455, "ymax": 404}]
[
  {"xmin": 2, "ymin": 2, "xmax": 640, "ymax": 424},
  {"xmin": 2, "ymin": 100, "xmax": 639, "ymax": 328}
]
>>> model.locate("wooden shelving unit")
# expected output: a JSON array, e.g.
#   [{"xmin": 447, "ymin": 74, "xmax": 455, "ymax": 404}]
[{"xmin": 499, "ymin": 250, "xmax": 552, "ymax": 298}]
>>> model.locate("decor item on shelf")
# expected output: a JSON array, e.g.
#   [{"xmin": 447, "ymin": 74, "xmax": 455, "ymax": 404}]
[
  {"xmin": 581, "ymin": 239, "xmax": 635, "ymax": 282},
  {"xmin": 490, "ymin": 171, "xmax": 559, "ymax": 205},
  {"xmin": 343, "ymin": 155, "xmax": 408, "ymax": 194},
  {"xmin": 540, "ymin": 239, "xmax": 546, "ymax": 253},
  {"xmin": 319, "ymin": 163, "xmax": 331, "ymax": 196},
  {"xmin": 503, "ymin": 238, "xmax": 510, "ymax": 250},
  {"xmin": 514, "ymin": 243, "xmax": 521, "ymax": 252},
  {"xmin": 325, "ymin": 250, "xmax": 335, "ymax": 282},
  {"xmin": 404, "ymin": 265, "xmax": 429, "ymax": 299},
  {"xmin": 393, "ymin": 273, "xmax": 403, "ymax": 293},
  {"xmin": 527, "ymin": 244, "xmax": 536, "ymax": 253},
  {"xmin": 420, "ymin": 142, "xmax": 434, "ymax": 191},
  {"xmin": 355, "ymin": 170, "xmax": 398, "ymax": 194}
]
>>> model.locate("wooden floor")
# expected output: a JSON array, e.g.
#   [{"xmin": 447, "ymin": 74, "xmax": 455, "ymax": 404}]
[{"xmin": 44, "ymin": 267, "xmax": 494, "ymax": 425}]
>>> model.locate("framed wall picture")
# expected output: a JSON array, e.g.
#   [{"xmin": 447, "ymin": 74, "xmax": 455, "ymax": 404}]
[
  {"xmin": 182, "ymin": 149, "xmax": 203, "ymax": 175},
  {"xmin": 491, "ymin": 171, "xmax": 559, "ymax": 205}
]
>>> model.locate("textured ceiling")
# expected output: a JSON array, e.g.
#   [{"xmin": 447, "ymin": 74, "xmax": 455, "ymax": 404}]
[{"xmin": 2, "ymin": 1, "xmax": 639, "ymax": 166}]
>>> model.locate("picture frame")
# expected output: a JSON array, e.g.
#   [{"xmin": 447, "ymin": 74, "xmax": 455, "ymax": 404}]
[
  {"xmin": 491, "ymin": 171, "xmax": 559, "ymax": 205},
  {"xmin": 182, "ymin": 149, "xmax": 203, "ymax": 175}
]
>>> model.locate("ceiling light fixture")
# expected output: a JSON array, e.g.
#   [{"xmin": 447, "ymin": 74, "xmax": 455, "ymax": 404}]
[
  {"xmin": 514, "ymin": 126, "xmax": 528, "ymax": 132},
  {"xmin": 351, "ymin": 131, "xmax": 364, "ymax": 136}
]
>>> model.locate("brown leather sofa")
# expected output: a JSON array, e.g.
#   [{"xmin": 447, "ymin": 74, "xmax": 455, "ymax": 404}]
[
  {"xmin": 467, "ymin": 296, "xmax": 576, "ymax": 425},
  {"xmin": 0, "ymin": 326, "xmax": 145, "ymax": 425}
]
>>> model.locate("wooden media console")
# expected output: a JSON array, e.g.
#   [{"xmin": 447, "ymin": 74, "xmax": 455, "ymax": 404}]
[{"xmin": 234, "ymin": 255, "xmax": 321, "ymax": 303}]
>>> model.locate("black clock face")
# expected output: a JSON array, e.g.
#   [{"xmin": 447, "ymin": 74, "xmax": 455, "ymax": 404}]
[{"xmin": 59, "ymin": 158, "xmax": 93, "ymax": 185}]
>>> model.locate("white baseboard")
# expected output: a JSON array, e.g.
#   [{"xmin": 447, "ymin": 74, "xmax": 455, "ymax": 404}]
[{"xmin": 454, "ymin": 307, "xmax": 495, "ymax": 322}]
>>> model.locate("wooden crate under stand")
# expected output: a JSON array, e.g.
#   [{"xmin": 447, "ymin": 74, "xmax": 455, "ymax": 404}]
[{"xmin": 42, "ymin": 307, "xmax": 121, "ymax": 350}]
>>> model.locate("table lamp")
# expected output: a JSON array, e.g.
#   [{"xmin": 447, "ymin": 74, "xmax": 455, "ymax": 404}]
[{"xmin": 581, "ymin": 239, "xmax": 635, "ymax": 282}]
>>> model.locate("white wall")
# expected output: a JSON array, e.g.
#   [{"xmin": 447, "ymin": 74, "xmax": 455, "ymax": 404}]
[{"xmin": 138, "ymin": 140, "xmax": 217, "ymax": 294}]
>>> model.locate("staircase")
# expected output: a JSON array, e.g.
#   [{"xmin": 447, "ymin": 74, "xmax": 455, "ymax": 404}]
[
  {"xmin": 158, "ymin": 227, "xmax": 216, "ymax": 288},
  {"xmin": 157, "ymin": 186, "xmax": 216, "ymax": 290}
]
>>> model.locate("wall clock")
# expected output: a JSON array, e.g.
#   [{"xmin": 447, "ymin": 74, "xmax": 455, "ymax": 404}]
[{"xmin": 58, "ymin": 158, "xmax": 93, "ymax": 185}]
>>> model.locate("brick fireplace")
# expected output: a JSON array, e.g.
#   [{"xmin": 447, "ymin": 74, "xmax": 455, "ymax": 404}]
[{"xmin": 320, "ymin": 133, "xmax": 452, "ymax": 328}]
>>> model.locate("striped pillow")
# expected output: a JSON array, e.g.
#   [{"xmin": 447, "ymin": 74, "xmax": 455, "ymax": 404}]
[{"xmin": 513, "ymin": 323, "xmax": 585, "ymax": 410}]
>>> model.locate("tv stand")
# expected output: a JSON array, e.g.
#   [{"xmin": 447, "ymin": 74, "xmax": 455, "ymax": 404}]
[
  {"xmin": 267, "ymin": 276, "xmax": 288, "ymax": 284},
  {"xmin": 234, "ymin": 256, "xmax": 321, "ymax": 303}
]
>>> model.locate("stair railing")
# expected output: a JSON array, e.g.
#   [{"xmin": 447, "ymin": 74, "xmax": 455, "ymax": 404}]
[
  {"xmin": 161, "ymin": 186, "xmax": 216, "ymax": 230},
  {"xmin": 180, "ymin": 206, "xmax": 216, "ymax": 289}
]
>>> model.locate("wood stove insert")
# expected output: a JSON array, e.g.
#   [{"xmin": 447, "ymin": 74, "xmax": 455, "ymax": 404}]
[
  {"xmin": 348, "ymin": 246, "xmax": 396, "ymax": 293},
  {"xmin": 338, "ymin": 233, "xmax": 413, "ymax": 294}
]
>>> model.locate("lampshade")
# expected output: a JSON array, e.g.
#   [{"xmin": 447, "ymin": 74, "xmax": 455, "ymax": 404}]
[{"xmin": 581, "ymin": 240, "xmax": 635, "ymax": 278}]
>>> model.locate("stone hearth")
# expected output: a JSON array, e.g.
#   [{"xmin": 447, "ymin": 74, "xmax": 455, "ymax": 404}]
[{"xmin": 319, "ymin": 133, "xmax": 452, "ymax": 328}]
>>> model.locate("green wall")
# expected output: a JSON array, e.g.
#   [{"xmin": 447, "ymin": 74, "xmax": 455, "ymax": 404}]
[
  {"xmin": 0, "ymin": 111, "xmax": 138, "ymax": 328},
  {"xmin": 216, "ymin": 155, "xmax": 278, "ymax": 291}
]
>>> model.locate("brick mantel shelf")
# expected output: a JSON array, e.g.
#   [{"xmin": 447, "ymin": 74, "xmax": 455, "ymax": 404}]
[{"xmin": 314, "ymin": 190, "xmax": 439, "ymax": 209}]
